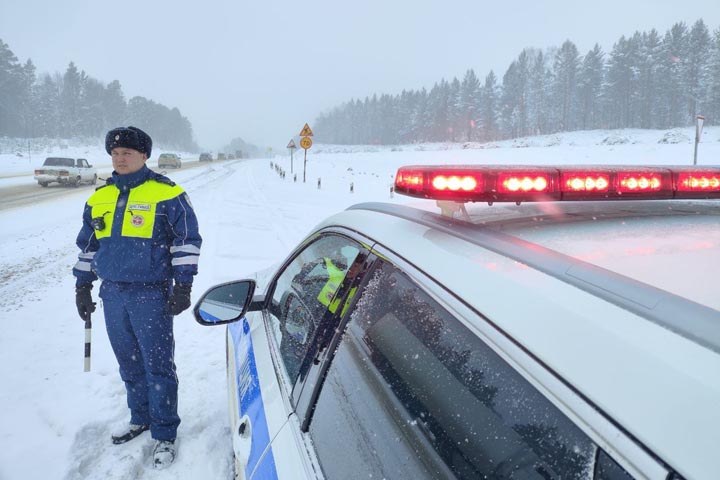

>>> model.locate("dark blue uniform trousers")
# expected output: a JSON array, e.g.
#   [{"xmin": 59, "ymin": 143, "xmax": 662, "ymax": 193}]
[{"xmin": 100, "ymin": 281, "xmax": 179, "ymax": 441}]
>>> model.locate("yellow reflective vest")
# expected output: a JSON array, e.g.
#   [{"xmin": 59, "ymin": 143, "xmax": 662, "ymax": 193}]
[{"xmin": 73, "ymin": 166, "xmax": 202, "ymax": 286}]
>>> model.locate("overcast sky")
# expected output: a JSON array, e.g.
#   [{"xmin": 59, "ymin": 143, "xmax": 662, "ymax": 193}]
[{"xmin": 1, "ymin": 0, "xmax": 719, "ymax": 150}]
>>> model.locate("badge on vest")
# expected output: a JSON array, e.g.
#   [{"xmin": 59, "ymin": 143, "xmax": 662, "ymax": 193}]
[
  {"xmin": 131, "ymin": 215, "xmax": 145, "ymax": 227},
  {"xmin": 128, "ymin": 203, "xmax": 151, "ymax": 211}
]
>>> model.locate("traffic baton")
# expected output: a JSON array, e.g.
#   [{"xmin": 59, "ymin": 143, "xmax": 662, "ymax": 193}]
[{"xmin": 84, "ymin": 315, "xmax": 92, "ymax": 372}]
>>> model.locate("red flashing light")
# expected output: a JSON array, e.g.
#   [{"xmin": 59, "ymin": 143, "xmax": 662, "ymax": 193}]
[
  {"xmin": 561, "ymin": 172, "xmax": 610, "ymax": 192},
  {"xmin": 498, "ymin": 174, "xmax": 550, "ymax": 193},
  {"xmin": 393, "ymin": 165, "xmax": 720, "ymax": 203},
  {"xmin": 617, "ymin": 173, "xmax": 663, "ymax": 192},
  {"xmin": 674, "ymin": 169, "xmax": 720, "ymax": 198},
  {"xmin": 395, "ymin": 169, "xmax": 423, "ymax": 190},
  {"xmin": 676, "ymin": 172, "xmax": 720, "ymax": 192},
  {"xmin": 431, "ymin": 174, "xmax": 479, "ymax": 192}
]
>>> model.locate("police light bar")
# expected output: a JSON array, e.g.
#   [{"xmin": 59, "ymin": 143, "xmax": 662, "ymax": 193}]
[{"xmin": 394, "ymin": 165, "xmax": 720, "ymax": 202}]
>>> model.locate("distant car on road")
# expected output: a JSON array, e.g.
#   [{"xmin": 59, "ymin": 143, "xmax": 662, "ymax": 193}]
[
  {"xmin": 217, "ymin": 153, "xmax": 226, "ymax": 161},
  {"xmin": 34, "ymin": 157, "xmax": 97, "ymax": 187},
  {"xmin": 199, "ymin": 153, "xmax": 213, "ymax": 162},
  {"xmin": 158, "ymin": 153, "xmax": 182, "ymax": 169}
]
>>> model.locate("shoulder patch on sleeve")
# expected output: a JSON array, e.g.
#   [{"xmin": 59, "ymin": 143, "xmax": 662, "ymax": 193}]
[
  {"xmin": 149, "ymin": 170, "xmax": 177, "ymax": 187},
  {"xmin": 154, "ymin": 175, "xmax": 177, "ymax": 187}
]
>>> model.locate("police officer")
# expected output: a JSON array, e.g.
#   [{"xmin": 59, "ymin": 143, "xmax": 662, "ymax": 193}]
[{"xmin": 73, "ymin": 126, "xmax": 201, "ymax": 469}]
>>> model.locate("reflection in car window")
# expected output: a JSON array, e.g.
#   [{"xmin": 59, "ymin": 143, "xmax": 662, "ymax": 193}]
[
  {"xmin": 309, "ymin": 261, "xmax": 597, "ymax": 479},
  {"xmin": 198, "ymin": 282, "xmax": 251, "ymax": 321},
  {"xmin": 268, "ymin": 235, "xmax": 360, "ymax": 384}
]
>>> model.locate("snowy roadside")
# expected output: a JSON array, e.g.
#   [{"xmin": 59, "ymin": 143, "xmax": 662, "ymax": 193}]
[
  {"xmin": 0, "ymin": 128, "xmax": 718, "ymax": 480},
  {"xmin": 2, "ymin": 126, "xmax": 718, "ymax": 180}
]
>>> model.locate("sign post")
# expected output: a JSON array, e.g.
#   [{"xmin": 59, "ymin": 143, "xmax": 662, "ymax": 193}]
[
  {"xmin": 693, "ymin": 115, "xmax": 705, "ymax": 165},
  {"xmin": 287, "ymin": 139, "xmax": 297, "ymax": 173},
  {"xmin": 299, "ymin": 124, "xmax": 314, "ymax": 183}
]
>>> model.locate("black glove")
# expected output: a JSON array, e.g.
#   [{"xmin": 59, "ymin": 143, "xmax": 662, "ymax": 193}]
[
  {"xmin": 167, "ymin": 283, "xmax": 192, "ymax": 315},
  {"xmin": 75, "ymin": 285, "xmax": 96, "ymax": 321}
]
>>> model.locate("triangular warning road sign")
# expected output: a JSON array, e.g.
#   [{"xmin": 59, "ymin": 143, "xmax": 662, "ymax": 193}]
[
  {"xmin": 299, "ymin": 123, "xmax": 314, "ymax": 137},
  {"xmin": 287, "ymin": 139, "xmax": 297, "ymax": 149}
]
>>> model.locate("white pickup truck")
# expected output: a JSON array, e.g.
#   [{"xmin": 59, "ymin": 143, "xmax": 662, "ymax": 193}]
[{"xmin": 34, "ymin": 157, "xmax": 98, "ymax": 187}]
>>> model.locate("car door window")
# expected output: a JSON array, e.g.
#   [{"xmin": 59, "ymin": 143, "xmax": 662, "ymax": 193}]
[
  {"xmin": 596, "ymin": 450, "xmax": 634, "ymax": 480},
  {"xmin": 267, "ymin": 234, "xmax": 362, "ymax": 385},
  {"xmin": 308, "ymin": 260, "xmax": 601, "ymax": 480}
]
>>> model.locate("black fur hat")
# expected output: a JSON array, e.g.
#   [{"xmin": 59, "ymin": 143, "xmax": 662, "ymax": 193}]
[{"xmin": 105, "ymin": 126, "xmax": 153, "ymax": 158}]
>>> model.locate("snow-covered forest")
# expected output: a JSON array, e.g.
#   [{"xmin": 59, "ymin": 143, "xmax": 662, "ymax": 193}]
[
  {"xmin": 0, "ymin": 41, "xmax": 198, "ymax": 151},
  {"xmin": 1, "ymin": 19, "xmax": 718, "ymax": 151},
  {"xmin": 315, "ymin": 19, "xmax": 720, "ymax": 145}
]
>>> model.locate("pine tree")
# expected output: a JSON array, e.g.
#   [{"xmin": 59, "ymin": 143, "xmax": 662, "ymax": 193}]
[
  {"xmin": 59, "ymin": 62, "xmax": 82, "ymax": 137},
  {"xmin": 479, "ymin": 71, "xmax": 499, "ymax": 141},
  {"xmin": 396, "ymin": 89, "xmax": 416, "ymax": 143},
  {"xmin": 638, "ymin": 30, "xmax": 662, "ymax": 128},
  {"xmin": 552, "ymin": 40, "xmax": 581, "ymax": 131},
  {"xmin": 707, "ymin": 29, "xmax": 720, "ymax": 124},
  {"xmin": 78, "ymin": 76, "xmax": 106, "ymax": 136},
  {"xmin": 427, "ymin": 80, "xmax": 451, "ymax": 142},
  {"xmin": 527, "ymin": 49, "xmax": 550, "ymax": 135},
  {"xmin": 412, "ymin": 88, "xmax": 430, "ymax": 142},
  {"xmin": 627, "ymin": 32, "xmax": 645, "ymax": 127},
  {"xmin": 658, "ymin": 23, "xmax": 689, "ymax": 127},
  {"xmin": 516, "ymin": 50, "xmax": 533, "ymax": 137},
  {"xmin": 34, "ymin": 74, "xmax": 60, "ymax": 137},
  {"xmin": 460, "ymin": 69, "xmax": 480, "ymax": 141},
  {"xmin": 498, "ymin": 50, "xmax": 533, "ymax": 138},
  {"xmin": 604, "ymin": 36, "xmax": 640, "ymax": 128},
  {"xmin": 103, "ymin": 80, "xmax": 127, "ymax": 129},
  {"xmin": 500, "ymin": 61, "xmax": 519, "ymax": 138},
  {"xmin": 685, "ymin": 19, "xmax": 711, "ymax": 119},
  {"xmin": 447, "ymin": 77, "xmax": 462, "ymax": 142},
  {"xmin": 577, "ymin": 44, "xmax": 604, "ymax": 130},
  {"xmin": 19, "ymin": 59, "xmax": 36, "ymax": 137},
  {"xmin": 0, "ymin": 39, "xmax": 24, "ymax": 136}
]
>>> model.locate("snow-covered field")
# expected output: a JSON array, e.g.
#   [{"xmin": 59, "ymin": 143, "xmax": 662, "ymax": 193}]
[{"xmin": 0, "ymin": 127, "xmax": 718, "ymax": 480}]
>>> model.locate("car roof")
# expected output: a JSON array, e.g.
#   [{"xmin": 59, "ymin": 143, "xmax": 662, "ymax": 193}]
[
  {"xmin": 313, "ymin": 200, "xmax": 720, "ymax": 479},
  {"xmin": 464, "ymin": 200, "xmax": 719, "ymax": 311}
]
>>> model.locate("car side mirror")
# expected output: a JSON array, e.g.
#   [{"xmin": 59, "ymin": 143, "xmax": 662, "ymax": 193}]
[{"xmin": 193, "ymin": 279, "xmax": 258, "ymax": 326}]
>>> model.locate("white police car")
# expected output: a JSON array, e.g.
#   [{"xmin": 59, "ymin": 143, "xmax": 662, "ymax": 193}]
[{"xmin": 194, "ymin": 165, "xmax": 720, "ymax": 480}]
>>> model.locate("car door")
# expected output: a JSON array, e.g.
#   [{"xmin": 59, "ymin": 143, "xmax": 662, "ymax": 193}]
[
  {"xmin": 227, "ymin": 231, "xmax": 373, "ymax": 480},
  {"xmin": 77, "ymin": 158, "xmax": 91, "ymax": 181},
  {"xmin": 274, "ymin": 249, "xmax": 650, "ymax": 480}
]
